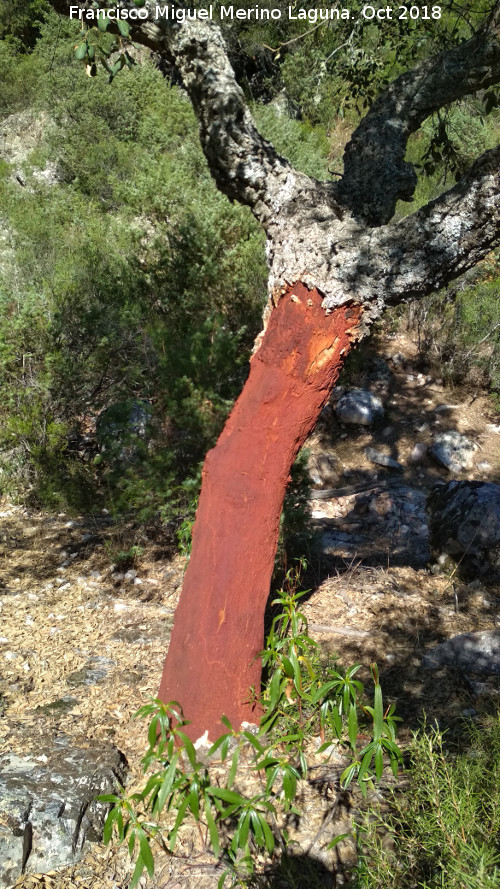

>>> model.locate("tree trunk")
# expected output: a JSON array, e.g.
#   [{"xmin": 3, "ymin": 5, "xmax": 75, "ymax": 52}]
[{"xmin": 158, "ymin": 284, "xmax": 362, "ymax": 742}]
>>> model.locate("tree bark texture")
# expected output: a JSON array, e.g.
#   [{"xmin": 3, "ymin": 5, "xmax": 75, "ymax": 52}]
[{"xmin": 158, "ymin": 286, "xmax": 362, "ymax": 741}]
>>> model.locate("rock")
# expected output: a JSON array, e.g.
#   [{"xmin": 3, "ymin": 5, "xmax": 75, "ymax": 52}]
[
  {"xmin": 429, "ymin": 431, "xmax": 478, "ymax": 472},
  {"xmin": 422, "ymin": 630, "xmax": 500, "ymax": 675},
  {"xmin": 477, "ymin": 460, "xmax": 492, "ymax": 472},
  {"xmin": 96, "ymin": 399, "xmax": 153, "ymax": 462},
  {"xmin": 335, "ymin": 389, "xmax": 384, "ymax": 426},
  {"xmin": 408, "ymin": 442, "xmax": 428, "ymax": 465},
  {"xmin": 0, "ymin": 742, "xmax": 127, "ymax": 886},
  {"xmin": 364, "ymin": 447, "xmax": 403, "ymax": 471},
  {"xmin": 427, "ymin": 481, "xmax": 500, "ymax": 579},
  {"xmin": 65, "ymin": 657, "xmax": 115, "ymax": 688}
]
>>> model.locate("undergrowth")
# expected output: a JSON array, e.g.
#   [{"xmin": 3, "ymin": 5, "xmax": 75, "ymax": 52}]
[
  {"xmin": 351, "ymin": 714, "xmax": 500, "ymax": 889},
  {"xmin": 99, "ymin": 563, "xmax": 402, "ymax": 887}
]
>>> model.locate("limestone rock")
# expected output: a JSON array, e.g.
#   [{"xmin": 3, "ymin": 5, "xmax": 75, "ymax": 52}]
[
  {"xmin": 0, "ymin": 741, "xmax": 127, "ymax": 887},
  {"xmin": 364, "ymin": 447, "xmax": 403, "ymax": 471},
  {"xmin": 429, "ymin": 430, "xmax": 478, "ymax": 472},
  {"xmin": 335, "ymin": 389, "xmax": 384, "ymax": 426},
  {"xmin": 422, "ymin": 630, "xmax": 500, "ymax": 675},
  {"xmin": 427, "ymin": 480, "xmax": 500, "ymax": 579}
]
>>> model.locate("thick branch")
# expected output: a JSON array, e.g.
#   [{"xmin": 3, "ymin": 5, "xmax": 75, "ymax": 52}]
[
  {"xmin": 48, "ymin": 0, "xmax": 290, "ymax": 223},
  {"xmin": 338, "ymin": 3, "xmax": 500, "ymax": 226},
  {"xmin": 321, "ymin": 145, "xmax": 500, "ymax": 315}
]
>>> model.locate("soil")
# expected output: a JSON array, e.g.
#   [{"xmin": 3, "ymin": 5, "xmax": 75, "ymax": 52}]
[{"xmin": 1, "ymin": 329, "xmax": 500, "ymax": 889}]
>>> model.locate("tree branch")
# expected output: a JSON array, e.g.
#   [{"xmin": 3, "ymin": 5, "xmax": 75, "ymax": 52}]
[
  {"xmin": 320, "ymin": 145, "xmax": 500, "ymax": 317},
  {"xmin": 337, "ymin": 2, "xmax": 500, "ymax": 226}
]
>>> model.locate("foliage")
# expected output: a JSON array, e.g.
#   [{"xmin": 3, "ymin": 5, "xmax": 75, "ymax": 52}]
[
  {"xmin": 0, "ymin": 22, "xmax": 266, "ymax": 518},
  {"xmin": 99, "ymin": 565, "xmax": 402, "ymax": 886},
  {"xmin": 351, "ymin": 714, "xmax": 500, "ymax": 889}
]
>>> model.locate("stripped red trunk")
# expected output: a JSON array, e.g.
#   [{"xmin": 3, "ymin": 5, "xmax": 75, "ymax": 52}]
[{"xmin": 158, "ymin": 284, "xmax": 362, "ymax": 741}]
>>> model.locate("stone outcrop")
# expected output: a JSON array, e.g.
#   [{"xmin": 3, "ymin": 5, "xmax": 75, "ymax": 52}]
[
  {"xmin": 427, "ymin": 480, "xmax": 500, "ymax": 579},
  {"xmin": 422, "ymin": 630, "xmax": 500, "ymax": 675},
  {"xmin": 0, "ymin": 741, "xmax": 127, "ymax": 887}
]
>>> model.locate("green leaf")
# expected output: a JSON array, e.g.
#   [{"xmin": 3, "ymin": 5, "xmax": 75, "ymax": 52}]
[
  {"xmin": 375, "ymin": 745, "xmax": 384, "ymax": 781},
  {"xmin": 236, "ymin": 810, "xmax": 251, "ymax": 850},
  {"xmin": 208, "ymin": 787, "xmax": 246, "ymax": 805},
  {"xmin": 281, "ymin": 656, "xmax": 295, "ymax": 679},
  {"xmin": 97, "ymin": 16, "xmax": 109, "ymax": 32},
  {"xmin": 188, "ymin": 787, "xmax": 200, "ymax": 820},
  {"xmin": 155, "ymin": 756, "xmax": 179, "ymax": 814},
  {"xmin": 227, "ymin": 748, "xmax": 240, "ymax": 789},
  {"xmin": 129, "ymin": 853, "xmax": 145, "ymax": 889},
  {"xmin": 169, "ymin": 795, "xmax": 189, "ymax": 851},
  {"xmin": 75, "ymin": 43, "xmax": 88, "ymax": 60},
  {"xmin": 87, "ymin": 44, "xmax": 95, "ymax": 61},
  {"xmin": 117, "ymin": 19, "xmax": 131, "ymax": 37},
  {"xmin": 282, "ymin": 768, "xmax": 297, "ymax": 803},
  {"xmin": 348, "ymin": 703, "xmax": 358, "ymax": 751},
  {"xmin": 340, "ymin": 762, "xmax": 358, "ymax": 789},
  {"xmin": 327, "ymin": 832, "xmax": 352, "ymax": 849},
  {"xmin": 250, "ymin": 810, "xmax": 264, "ymax": 847},
  {"xmin": 261, "ymin": 815, "xmax": 275, "ymax": 853},
  {"xmin": 204, "ymin": 798, "xmax": 220, "ymax": 858},
  {"xmin": 372, "ymin": 680, "xmax": 383, "ymax": 742},
  {"xmin": 103, "ymin": 807, "xmax": 118, "ymax": 844},
  {"xmin": 134, "ymin": 0, "xmax": 146, "ymax": 5},
  {"xmin": 176, "ymin": 731, "xmax": 197, "ymax": 769},
  {"xmin": 139, "ymin": 832, "xmax": 155, "ymax": 878}
]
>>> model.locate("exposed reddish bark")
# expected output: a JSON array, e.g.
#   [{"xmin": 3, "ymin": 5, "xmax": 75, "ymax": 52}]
[{"xmin": 158, "ymin": 285, "xmax": 362, "ymax": 741}]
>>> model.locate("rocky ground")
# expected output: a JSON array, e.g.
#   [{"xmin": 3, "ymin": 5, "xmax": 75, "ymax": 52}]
[{"xmin": 1, "ymin": 330, "xmax": 500, "ymax": 889}]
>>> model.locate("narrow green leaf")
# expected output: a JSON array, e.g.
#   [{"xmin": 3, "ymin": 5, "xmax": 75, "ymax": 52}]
[
  {"xmin": 282, "ymin": 768, "xmax": 297, "ymax": 803},
  {"xmin": 348, "ymin": 703, "xmax": 358, "ymax": 751},
  {"xmin": 250, "ymin": 810, "xmax": 264, "ymax": 847},
  {"xmin": 261, "ymin": 815, "xmax": 275, "ymax": 854},
  {"xmin": 188, "ymin": 787, "xmax": 200, "ymax": 821},
  {"xmin": 205, "ymin": 798, "xmax": 220, "ymax": 858},
  {"xmin": 237, "ymin": 810, "xmax": 251, "ymax": 849},
  {"xmin": 176, "ymin": 731, "xmax": 197, "ymax": 769},
  {"xmin": 372, "ymin": 680, "xmax": 384, "ymax": 742},
  {"xmin": 227, "ymin": 747, "xmax": 240, "ymax": 789},
  {"xmin": 129, "ymin": 853, "xmax": 145, "ymax": 889},
  {"xmin": 375, "ymin": 745, "xmax": 384, "ymax": 781},
  {"xmin": 340, "ymin": 762, "xmax": 358, "ymax": 789},
  {"xmin": 208, "ymin": 787, "xmax": 246, "ymax": 805},
  {"xmin": 103, "ymin": 807, "xmax": 118, "ymax": 844},
  {"xmin": 139, "ymin": 833, "xmax": 155, "ymax": 878},
  {"xmin": 117, "ymin": 19, "xmax": 131, "ymax": 37},
  {"xmin": 169, "ymin": 796, "xmax": 189, "ymax": 851},
  {"xmin": 327, "ymin": 832, "xmax": 352, "ymax": 849},
  {"xmin": 155, "ymin": 757, "xmax": 178, "ymax": 814}
]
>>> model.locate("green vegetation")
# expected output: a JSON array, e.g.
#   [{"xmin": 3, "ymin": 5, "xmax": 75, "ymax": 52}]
[
  {"xmin": 352, "ymin": 715, "xmax": 500, "ymax": 889},
  {"xmin": 99, "ymin": 566, "xmax": 402, "ymax": 887}
]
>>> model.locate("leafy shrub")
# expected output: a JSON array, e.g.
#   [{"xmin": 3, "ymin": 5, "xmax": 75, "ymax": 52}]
[
  {"xmin": 99, "ymin": 566, "xmax": 402, "ymax": 887},
  {"xmin": 351, "ymin": 714, "xmax": 500, "ymax": 889}
]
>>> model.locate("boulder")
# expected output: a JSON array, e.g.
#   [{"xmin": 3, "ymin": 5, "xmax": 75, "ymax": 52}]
[
  {"xmin": 96, "ymin": 399, "xmax": 153, "ymax": 462},
  {"xmin": 334, "ymin": 389, "xmax": 384, "ymax": 426},
  {"xmin": 364, "ymin": 447, "xmax": 403, "ymax": 471},
  {"xmin": 422, "ymin": 630, "xmax": 500, "ymax": 675},
  {"xmin": 427, "ymin": 481, "xmax": 500, "ymax": 579},
  {"xmin": 0, "ymin": 741, "xmax": 127, "ymax": 887},
  {"xmin": 429, "ymin": 430, "xmax": 478, "ymax": 472}
]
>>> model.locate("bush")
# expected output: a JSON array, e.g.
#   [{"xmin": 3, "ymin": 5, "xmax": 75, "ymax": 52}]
[{"xmin": 351, "ymin": 714, "xmax": 500, "ymax": 889}]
